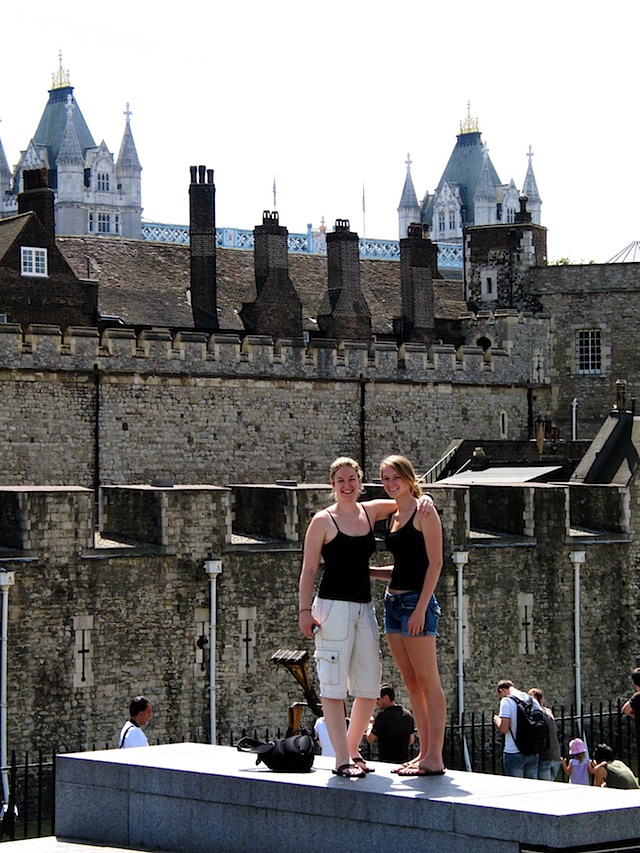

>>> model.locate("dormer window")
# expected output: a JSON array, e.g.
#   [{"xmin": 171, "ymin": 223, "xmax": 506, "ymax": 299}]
[
  {"xmin": 21, "ymin": 247, "xmax": 48, "ymax": 277},
  {"xmin": 97, "ymin": 173, "xmax": 110, "ymax": 192}
]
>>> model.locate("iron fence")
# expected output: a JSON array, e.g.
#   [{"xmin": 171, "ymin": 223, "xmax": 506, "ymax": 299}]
[{"xmin": 0, "ymin": 700, "xmax": 636, "ymax": 842}]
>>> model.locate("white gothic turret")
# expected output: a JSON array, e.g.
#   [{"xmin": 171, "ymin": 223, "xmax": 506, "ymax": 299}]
[{"xmin": 397, "ymin": 154, "xmax": 421, "ymax": 239}]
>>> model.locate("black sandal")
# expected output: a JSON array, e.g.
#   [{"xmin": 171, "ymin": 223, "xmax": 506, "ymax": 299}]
[
  {"xmin": 332, "ymin": 763, "xmax": 366, "ymax": 779},
  {"xmin": 352, "ymin": 756, "xmax": 375, "ymax": 773}
]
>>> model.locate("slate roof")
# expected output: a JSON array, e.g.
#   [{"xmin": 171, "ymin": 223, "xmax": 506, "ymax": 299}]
[
  {"xmin": 0, "ymin": 214, "xmax": 32, "ymax": 258},
  {"xmin": 57, "ymin": 235, "xmax": 466, "ymax": 334},
  {"xmin": 423, "ymin": 131, "xmax": 502, "ymax": 227},
  {"xmin": 30, "ymin": 85, "xmax": 96, "ymax": 190}
]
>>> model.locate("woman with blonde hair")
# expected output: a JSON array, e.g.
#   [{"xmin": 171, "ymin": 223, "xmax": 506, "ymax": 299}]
[
  {"xmin": 373, "ymin": 454, "xmax": 446, "ymax": 776},
  {"xmin": 298, "ymin": 456, "xmax": 432, "ymax": 779}
]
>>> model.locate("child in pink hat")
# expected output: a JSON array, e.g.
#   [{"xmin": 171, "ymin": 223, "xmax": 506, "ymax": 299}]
[{"xmin": 560, "ymin": 737, "xmax": 594, "ymax": 785}]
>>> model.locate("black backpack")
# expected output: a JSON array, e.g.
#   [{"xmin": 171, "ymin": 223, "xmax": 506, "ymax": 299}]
[
  {"xmin": 236, "ymin": 733, "xmax": 315, "ymax": 772},
  {"xmin": 511, "ymin": 697, "xmax": 550, "ymax": 755}
]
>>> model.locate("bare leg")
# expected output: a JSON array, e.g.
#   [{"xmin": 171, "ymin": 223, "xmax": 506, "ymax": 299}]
[
  {"xmin": 321, "ymin": 697, "xmax": 350, "ymax": 771},
  {"xmin": 347, "ymin": 696, "xmax": 377, "ymax": 769},
  {"xmin": 387, "ymin": 633, "xmax": 446, "ymax": 772}
]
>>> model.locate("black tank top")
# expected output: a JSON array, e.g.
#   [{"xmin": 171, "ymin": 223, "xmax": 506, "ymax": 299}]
[
  {"xmin": 318, "ymin": 505, "xmax": 376, "ymax": 603},
  {"xmin": 385, "ymin": 509, "xmax": 428, "ymax": 592}
]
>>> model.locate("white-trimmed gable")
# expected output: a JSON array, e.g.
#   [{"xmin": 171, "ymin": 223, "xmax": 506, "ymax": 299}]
[{"xmin": 433, "ymin": 180, "xmax": 463, "ymax": 240}]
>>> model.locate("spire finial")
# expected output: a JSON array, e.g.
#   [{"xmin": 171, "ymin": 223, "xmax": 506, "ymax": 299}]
[
  {"xmin": 459, "ymin": 100, "xmax": 479, "ymax": 134},
  {"xmin": 405, "ymin": 152, "xmax": 412, "ymax": 171},
  {"xmin": 65, "ymin": 93, "xmax": 74, "ymax": 118},
  {"xmin": 52, "ymin": 51, "xmax": 71, "ymax": 89},
  {"xmin": 527, "ymin": 144, "xmax": 534, "ymax": 165},
  {"xmin": 124, "ymin": 103, "xmax": 133, "ymax": 124}
]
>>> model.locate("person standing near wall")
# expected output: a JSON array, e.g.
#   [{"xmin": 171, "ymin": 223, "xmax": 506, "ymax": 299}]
[
  {"xmin": 621, "ymin": 666, "xmax": 640, "ymax": 766},
  {"xmin": 298, "ymin": 457, "xmax": 432, "ymax": 779},
  {"xmin": 493, "ymin": 680, "xmax": 541, "ymax": 779},
  {"xmin": 370, "ymin": 455, "xmax": 446, "ymax": 777},
  {"xmin": 560, "ymin": 738, "xmax": 593, "ymax": 785},
  {"xmin": 119, "ymin": 695, "xmax": 153, "ymax": 748},
  {"xmin": 528, "ymin": 687, "xmax": 561, "ymax": 781}
]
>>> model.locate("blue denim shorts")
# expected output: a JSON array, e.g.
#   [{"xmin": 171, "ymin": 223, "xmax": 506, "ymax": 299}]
[{"xmin": 384, "ymin": 591, "xmax": 441, "ymax": 637}]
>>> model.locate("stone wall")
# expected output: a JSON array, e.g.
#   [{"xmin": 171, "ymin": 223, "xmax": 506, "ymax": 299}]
[
  {"xmin": 0, "ymin": 320, "xmax": 552, "ymax": 487},
  {"xmin": 0, "ymin": 479, "xmax": 637, "ymax": 756},
  {"xmin": 530, "ymin": 263, "xmax": 640, "ymax": 439}
]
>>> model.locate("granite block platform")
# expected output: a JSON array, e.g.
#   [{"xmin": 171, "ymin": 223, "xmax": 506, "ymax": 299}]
[{"xmin": 55, "ymin": 743, "xmax": 640, "ymax": 852}]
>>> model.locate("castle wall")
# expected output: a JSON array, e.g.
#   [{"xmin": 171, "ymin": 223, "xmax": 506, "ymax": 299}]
[
  {"xmin": 0, "ymin": 481, "xmax": 636, "ymax": 756},
  {"xmin": 529, "ymin": 263, "xmax": 640, "ymax": 440},
  {"xmin": 0, "ymin": 322, "xmax": 551, "ymax": 487}
]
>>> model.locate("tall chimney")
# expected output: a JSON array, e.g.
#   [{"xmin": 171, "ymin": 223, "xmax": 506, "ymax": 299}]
[
  {"xmin": 189, "ymin": 165, "xmax": 219, "ymax": 329},
  {"xmin": 240, "ymin": 211, "xmax": 302, "ymax": 337},
  {"xmin": 18, "ymin": 168, "xmax": 56, "ymax": 238},
  {"xmin": 396, "ymin": 222, "xmax": 439, "ymax": 344},
  {"xmin": 317, "ymin": 219, "xmax": 371, "ymax": 341}
]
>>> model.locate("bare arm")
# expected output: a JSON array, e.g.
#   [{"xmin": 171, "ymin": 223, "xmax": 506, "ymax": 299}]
[
  {"xmin": 370, "ymin": 566, "xmax": 393, "ymax": 582},
  {"xmin": 593, "ymin": 762, "xmax": 608, "ymax": 787},
  {"xmin": 492, "ymin": 713, "xmax": 510, "ymax": 735},
  {"xmin": 298, "ymin": 513, "xmax": 327, "ymax": 638},
  {"xmin": 405, "ymin": 507, "xmax": 443, "ymax": 635},
  {"xmin": 622, "ymin": 700, "xmax": 635, "ymax": 717},
  {"xmin": 362, "ymin": 493, "xmax": 434, "ymax": 524}
]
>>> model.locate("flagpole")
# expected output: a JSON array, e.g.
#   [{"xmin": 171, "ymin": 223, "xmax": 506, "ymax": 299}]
[{"xmin": 362, "ymin": 183, "xmax": 366, "ymax": 239}]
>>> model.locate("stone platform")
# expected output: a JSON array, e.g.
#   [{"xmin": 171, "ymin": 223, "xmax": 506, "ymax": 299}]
[{"xmin": 55, "ymin": 743, "xmax": 640, "ymax": 853}]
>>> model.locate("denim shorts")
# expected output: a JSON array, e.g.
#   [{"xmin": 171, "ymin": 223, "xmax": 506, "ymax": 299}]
[{"xmin": 384, "ymin": 591, "xmax": 441, "ymax": 637}]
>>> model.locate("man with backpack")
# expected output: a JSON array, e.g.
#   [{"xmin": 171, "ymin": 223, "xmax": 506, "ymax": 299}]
[{"xmin": 493, "ymin": 679, "xmax": 548, "ymax": 779}]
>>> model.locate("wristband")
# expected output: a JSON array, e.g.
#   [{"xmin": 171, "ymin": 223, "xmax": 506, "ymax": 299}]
[{"xmin": 299, "ymin": 608, "xmax": 312, "ymax": 613}]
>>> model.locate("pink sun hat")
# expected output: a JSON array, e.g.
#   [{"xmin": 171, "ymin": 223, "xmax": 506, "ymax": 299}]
[{"xmin": 569, "ymin": 737, "xmax": 586, "ymax": 755}]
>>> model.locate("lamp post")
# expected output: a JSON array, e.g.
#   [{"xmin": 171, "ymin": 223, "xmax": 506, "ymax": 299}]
[
  {"xmin": 452, "ymin": 550, "xmax": 470, "ymax": 770},
  {"xmin": 204, "ymin": 560, "xmax": 223, "ymax": 745},
  {"xmin": 0, "ymin": 570, "xmax": 15, "ymax": 806},
  {"xmin": 569, "ymin": 550, "xmax": 586, "ymax": 731}
]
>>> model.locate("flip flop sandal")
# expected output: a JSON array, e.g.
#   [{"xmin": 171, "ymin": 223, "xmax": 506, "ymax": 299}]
[
  {"xmin": 332, "ymin": 762, "xmax": 366, "ymax": 779},
  {"xmin": 352, "ymin": 756, "xmax": 376, "ymax": 773},
  {"xmin": 396, "ymin": 765, "xmax": 445, "ymax": 777}
]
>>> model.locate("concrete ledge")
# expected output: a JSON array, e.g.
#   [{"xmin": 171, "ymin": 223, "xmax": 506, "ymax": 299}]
[{"xmin": 55, "ymin": 744, "xmax": 640, "ymax": 852}]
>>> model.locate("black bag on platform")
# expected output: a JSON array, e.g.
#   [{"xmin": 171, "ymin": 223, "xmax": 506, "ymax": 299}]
[{"xmin": 236, "ymin": 733, "xmax": 315, "ymax": 772}]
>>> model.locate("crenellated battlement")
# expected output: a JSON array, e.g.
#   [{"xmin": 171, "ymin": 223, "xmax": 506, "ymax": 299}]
[{"xmin": 0, "ymin": 310, "xmax": 550, "ymax": 384}]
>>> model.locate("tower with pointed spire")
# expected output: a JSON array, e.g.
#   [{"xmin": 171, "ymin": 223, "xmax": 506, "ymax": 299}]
[
  {"xmin": 398, "ymin": 103, "xmax": 542, "ymax": 241},
  {"xmin": 0, "ymin": 53, "xmax": 142, "ymax": 238}
]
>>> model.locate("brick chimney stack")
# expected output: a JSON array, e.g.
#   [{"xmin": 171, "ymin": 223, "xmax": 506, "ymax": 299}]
[
  {"xmin": 189, "ymin": 165, "xmax": 219, "ymax": 330},
  {"xmin": 396, "ymin": 223, "xmax": 439, "ymax": 344},
  {"xmin": 317, "ymin": 219, "xmax": 371, "ymax": 341},
  {"xmin": 240, "ymin": 211, "xmax": 303, "ymax": 338},
  {"xmin": 18, "ymin": 168, "xmax": 56, "ymax": 238}
]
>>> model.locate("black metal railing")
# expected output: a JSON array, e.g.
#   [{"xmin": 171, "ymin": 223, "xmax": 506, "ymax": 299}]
[{"xmin": 0, "ymin": 701, "xmax": 636, "ymax": 842}]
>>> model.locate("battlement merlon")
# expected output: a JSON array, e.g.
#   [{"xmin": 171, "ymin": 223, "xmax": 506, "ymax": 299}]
[
  {"xmin": 0, "ymin": 482, "xmax": 628, "ymax": 561},
  {"xmin": 0, "ymin": 314, "xmax": 550, "ymax": 385}
]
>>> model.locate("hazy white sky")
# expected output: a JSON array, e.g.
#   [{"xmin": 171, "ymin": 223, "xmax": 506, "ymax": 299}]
[{"xmin": 1, "ymin": 1, "xmax": 637, "ymax": 263}]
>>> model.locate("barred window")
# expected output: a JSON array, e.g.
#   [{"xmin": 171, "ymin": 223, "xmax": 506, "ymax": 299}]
[
  {"xmin": 21, "ymin": 247, "xmax": 48, "ymax": 277},
  {"xmin": 576, "ymin": 329, "xmax": 602, "ymax": 374}
]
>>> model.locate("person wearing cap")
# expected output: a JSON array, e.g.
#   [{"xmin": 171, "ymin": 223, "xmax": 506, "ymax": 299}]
[
  {"xmin": 560, "ymin": 737, "xmax": 593, "ymax": 785},
  {"xmin": 493, "ymin": 679, "xmax": 542, "ymax": 778}
]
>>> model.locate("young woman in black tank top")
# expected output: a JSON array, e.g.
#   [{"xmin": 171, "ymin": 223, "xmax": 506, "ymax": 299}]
[
  {"xmin": 298, "ymin": 456, "xmax": 433, "ymax": 779},
  {"xmin": 372, "ymin": 454, "xmax": 446, "ymax": 777}
]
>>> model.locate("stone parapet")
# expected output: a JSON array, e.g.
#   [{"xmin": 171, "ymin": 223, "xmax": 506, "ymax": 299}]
[{"xmin": 0, "ymin": 318, "xmax": 547, "ymax": 386}]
